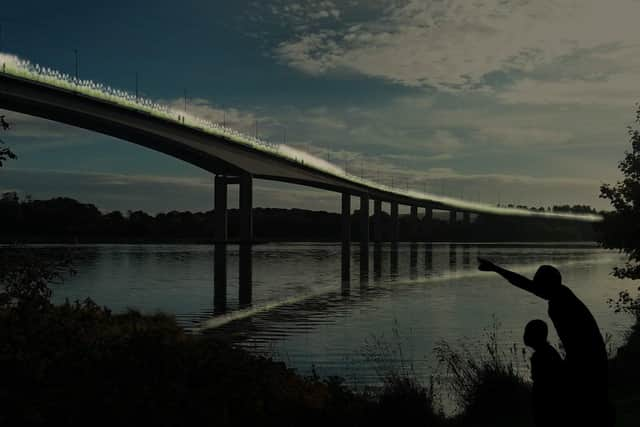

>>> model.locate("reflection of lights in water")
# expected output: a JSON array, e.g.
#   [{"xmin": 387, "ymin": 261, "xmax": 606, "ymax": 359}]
[{"xmin": 0, "ymin": 52, "xmax": 601, "ymax": 222}]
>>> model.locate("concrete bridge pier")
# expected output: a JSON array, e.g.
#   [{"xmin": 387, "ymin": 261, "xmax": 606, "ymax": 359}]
[
  {"xmin": 423, "ymin": 207, "xmax": 433, "ymax": 241},
  {"xmin": 213, "ymin": 175, "xmax": 228, "ymax": 313},
  {"xmin": 410, "ymin": 205, "xmax": 419, "ymax": 241},
  {"xmin": 214, "ymin": 175, "xmax": 228, "ymax": 242},
  {"xmin": 373, "ymin": 200, "xmax": 383, "ymax": 243},
  {"xmin": 341, "ymin": 193, "xmax": 351, "ymax": 295},
  {"xmin": 214, "ymin": 173, "xmax": 252, "ymax": 242},
  {"xmin": 390, "ymin": 202, "xmax": 399, "ymax": 243},
  {"xmin": 360, "ymin": 194, "xmax": 370, "ymax": 282},
  {"xmin": 239, "ymin": 174, "xmax": 253, "ymax": 243},
  {"xmin": 372, "ymin": 199, "xmax": 383, "ymax": 284},
  {"xmin": 342, "ymin": 193, "xmax": 351, "ymax": 244}
]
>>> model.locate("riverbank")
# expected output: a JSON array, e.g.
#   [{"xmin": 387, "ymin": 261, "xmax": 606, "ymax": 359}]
[
  {"xmin": 0, "ymin": 299, "xmax": 443, "ymax": 427},
  {"xmin": 3, "ymin": 294, "xmax": 639, "ymax": 426}
]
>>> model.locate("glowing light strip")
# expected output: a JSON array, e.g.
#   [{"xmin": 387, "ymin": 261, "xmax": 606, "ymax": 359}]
[{"xmin": 0, "ymin": 52, "xmax": 602, "ymax": 222}]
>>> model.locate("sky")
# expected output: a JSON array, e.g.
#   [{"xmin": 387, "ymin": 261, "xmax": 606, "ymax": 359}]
[{"xmin": 1, "ymin": 0, "xmax": 638, "ymax": 214}]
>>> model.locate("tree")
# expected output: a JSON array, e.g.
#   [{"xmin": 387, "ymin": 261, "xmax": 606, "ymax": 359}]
[
  {"xmin": 0, "ymin": 115, "xmax": 16, "ymax": 167},
  {"xmin": 598, "ymin": 104, "xmax": 640, "ymax": 280}
]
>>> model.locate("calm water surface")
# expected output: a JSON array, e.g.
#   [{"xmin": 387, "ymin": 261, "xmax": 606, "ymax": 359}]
[{"xmin": 50, "ymin": 243, "xmax": 633, "ymax": 390}]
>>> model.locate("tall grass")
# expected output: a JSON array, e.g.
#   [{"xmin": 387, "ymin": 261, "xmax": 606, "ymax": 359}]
[
  {"xmin": 361, "ymin": 322, "xmax": 445, "ymax": 426},
  {"xmin": 434, "ymin": 318, "xmax": 533, "ymax": 426}
]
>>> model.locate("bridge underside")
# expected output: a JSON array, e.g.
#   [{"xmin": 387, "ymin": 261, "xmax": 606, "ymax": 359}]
[{"xmin": 0, "ymin": 74, "xmax": 451, "ymax": 209}]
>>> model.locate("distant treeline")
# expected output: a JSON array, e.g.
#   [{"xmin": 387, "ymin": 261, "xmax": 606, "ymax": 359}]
[
  {"xmin": 0, "ymin": 193, "xmax": 598, "ymax": 243},
  {"xmin": 496, "ymin": 203, "xmax": 598, "ymax": 214}
]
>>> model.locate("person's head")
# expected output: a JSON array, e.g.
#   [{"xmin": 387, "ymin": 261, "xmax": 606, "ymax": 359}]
[
  {"xmin": 524, "ymin": 319, "xmax": 548, "ymax": 349},
  {"xmin": 533, "ymin": 265, "xmax": 562, "ymax": 299}
]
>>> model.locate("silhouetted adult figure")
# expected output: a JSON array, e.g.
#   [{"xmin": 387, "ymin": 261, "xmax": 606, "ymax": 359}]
[
  {"xmin": 524, "ymin": 319, "xmax": 566, "ymax": 427},
  {"xmin": 477, "ymin": 259, "xmax": 613, "ymax": 426}
]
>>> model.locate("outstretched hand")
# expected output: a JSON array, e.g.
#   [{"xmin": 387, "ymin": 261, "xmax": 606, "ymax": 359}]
[{"xmin": 477, "ymin": 257, "xmax": 497, "ymax": 272}]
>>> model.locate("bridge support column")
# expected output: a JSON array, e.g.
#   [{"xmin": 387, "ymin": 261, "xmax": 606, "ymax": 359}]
[
  {"xmin": 424, "ymin": 207, "xmax": 433, "ymax": 223},
  {"xmin": 214, "ymin": 175, "xmax": 228, "ymax": 242},
  {"xmin": 341, "ymin": 193, "xmax": 351, "ymax": 295},
  {"xmin": 239, "ymin": 174, "xmax": 253, "ymax": 243},
  {"xmin": 390, "ymin": 202, "xmax": 399, "ymax": 243},
  {"xmin": 423, "ymin": 207, "xmax": 433, "ymax": 242},
  {"xmin": 341, "ymin": 193, "xmax": 351, "ymax": 244},
  {"xmin": 360, "ymin": 195, "xmax": 370, "ymax": 280},
  {"xmin": 360, "ymin": 195, "xmax": 370, "ymax": 246},
  {"xmin": 449, "ymin": 210, "xmax": 457, "ymax": 225},
  {"xmin": 373, "ymin": 200, "xmax": 383, "ymax": 242},
  {"xmin": 410, "ymin": 205, "xmax": 419, "ymax": 241},
  {"xmin": 463, "ymin": 211, "xmax": 471, "ymax": 225}
]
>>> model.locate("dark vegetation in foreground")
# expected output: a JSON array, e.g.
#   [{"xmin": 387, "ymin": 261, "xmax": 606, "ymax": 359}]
[
  {"xmin": 0, "ymin": 193, "xmax": 597, "ymax": 243},
  {"xmin": 3, "ymin": 247, "xmax": 639, "ymax": 427}
]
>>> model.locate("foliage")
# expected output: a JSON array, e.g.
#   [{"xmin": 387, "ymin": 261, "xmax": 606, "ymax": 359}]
[
  {"xmin": 434, "ymin": 318, "xmax": 533, "ymax": 426},
  {"xmin": 598, "ymin": 104, "xmax": 640, "ymax": 279},
  {"xmin": 0, "ymin": 116, "xmax": 16, "ymax": 167},
  {"xmin": 0, "ymin": 246, "xmax": 74, "ymax": 311}
]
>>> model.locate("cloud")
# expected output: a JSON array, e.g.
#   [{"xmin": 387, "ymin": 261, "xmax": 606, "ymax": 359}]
[
  {"xmin": 268, "ymin": 0, "xmax": 342, "ymax": 23},
  {"xmin": 274, "ymin": 0, "xmax": 640, "ymax": 92},
  {"xmin": 427, "ymin": 130, "xmax": 464, "ymax": 154},
  {"xmin": 497, "ymin": 75, "xmax": 640, "ymax": 107},
  {"xmin": 0, "ymin": 109, "xmax": 97, "ymax": 140}
]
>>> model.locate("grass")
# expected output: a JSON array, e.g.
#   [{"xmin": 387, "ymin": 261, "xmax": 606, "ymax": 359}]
[{"xmin": 434, "ymin": 319, "xmax": 533, "ymax": 427}]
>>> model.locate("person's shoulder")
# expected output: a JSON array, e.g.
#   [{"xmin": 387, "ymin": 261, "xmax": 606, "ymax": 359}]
[{"xmin": 550, "ymin": 284, "xmax": 577, "ymax": 302}]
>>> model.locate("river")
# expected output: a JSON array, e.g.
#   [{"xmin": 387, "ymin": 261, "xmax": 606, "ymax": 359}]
[{"xmin": 49, "ymin": 242, "xmax": 633, "ymax": 392}]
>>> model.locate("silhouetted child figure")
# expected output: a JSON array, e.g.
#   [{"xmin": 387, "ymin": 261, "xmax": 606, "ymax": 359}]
[{"xmin": 524, "ymin": 319, "xmax": 566, "ymax": 427}]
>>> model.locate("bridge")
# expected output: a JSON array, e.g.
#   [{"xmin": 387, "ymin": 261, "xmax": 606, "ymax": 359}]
[{"xmin": 0, "ymin": 53, "xmax": 602, "ymax": 308}]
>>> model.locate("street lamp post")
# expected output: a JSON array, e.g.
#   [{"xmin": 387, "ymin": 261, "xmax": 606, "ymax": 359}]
[
  {"xmin": 73, "ymin": 49, "xmax": 79, "ymax": 80},
  {"xmin": 183, "ymin": 89, "xmax": 187, "ymax": 114}
]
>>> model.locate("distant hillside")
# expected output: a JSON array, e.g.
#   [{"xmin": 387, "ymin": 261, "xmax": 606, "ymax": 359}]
[{"xmin": 0, "ymin": 193, "xmax": 598, "ymax": 243}]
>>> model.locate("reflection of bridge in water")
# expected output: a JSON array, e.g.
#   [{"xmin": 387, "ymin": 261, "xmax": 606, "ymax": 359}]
[
  {"xmin": 0, "ymin": 56, "xmax": 602, "ymax": 317},
  {"xmin": 211, "ymin": 242, "xmax": 475, "ymax": 314}
]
